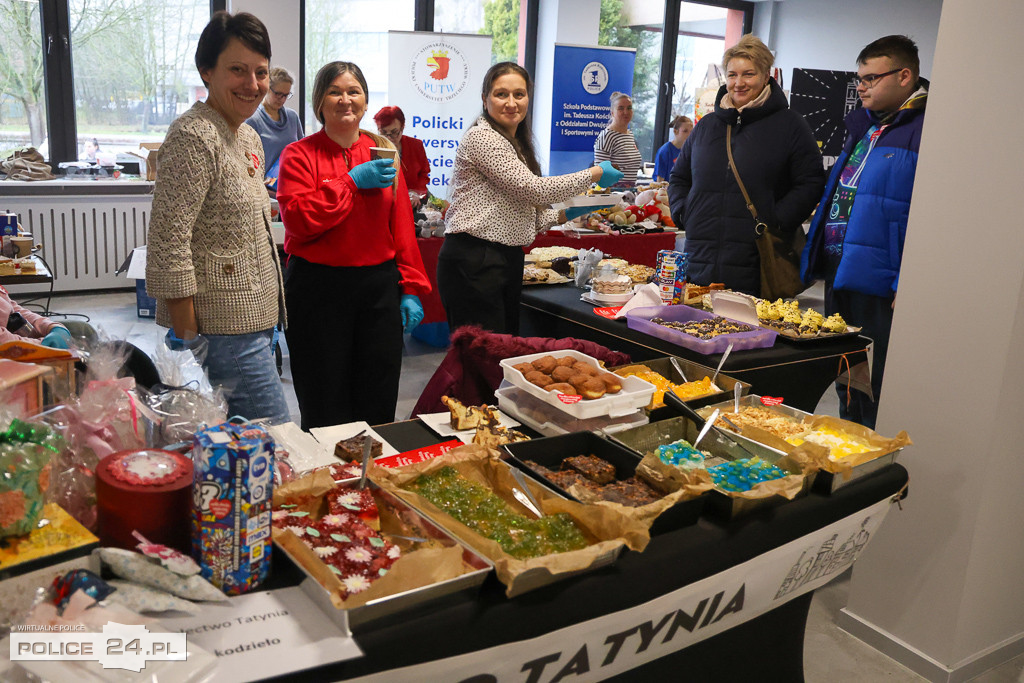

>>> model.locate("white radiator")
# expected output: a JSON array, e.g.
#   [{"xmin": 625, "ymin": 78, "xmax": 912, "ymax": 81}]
[{"xmin": 1, "ymin": 195, "xmax": 152, "ymax": 292}]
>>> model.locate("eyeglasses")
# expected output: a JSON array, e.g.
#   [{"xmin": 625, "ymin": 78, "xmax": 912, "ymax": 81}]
[
  {"xmin": 854, "ymin": 69, "xmax": 902, "ymax": 88},
  {"xmin": 269, "ymin": 87, "xmax": 293, "ymax": 100}
]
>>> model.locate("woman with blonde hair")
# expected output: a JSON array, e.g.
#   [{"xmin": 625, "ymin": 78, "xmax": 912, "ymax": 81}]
[
  {"xmin": 276, "ymin": 61, "xmax": 430, "ymax": 428},
  {"xmin": 668, "ymin": 34, "xmax": 824, "ymax": 295},
  {"xmin": 593, "ymin": 91, "xmax": 644, "ymax": 188}
]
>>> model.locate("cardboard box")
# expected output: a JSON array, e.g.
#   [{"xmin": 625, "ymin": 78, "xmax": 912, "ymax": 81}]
[
  {"xmin": 123, "ymin": 142, "xmax": 161, "ymax": 180},
  {"xmin": 0, "ymin": 359, "xmax": 53, "ymax": 415}
]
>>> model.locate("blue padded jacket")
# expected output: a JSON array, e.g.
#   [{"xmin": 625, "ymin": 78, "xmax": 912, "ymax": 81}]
[{"xmin": 801, "ymin": 100, "xmax": 926, "ymax": 297}]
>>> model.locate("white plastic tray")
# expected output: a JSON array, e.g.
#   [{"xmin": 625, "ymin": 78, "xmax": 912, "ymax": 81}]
[
  {"xmin": 499, "ymin": 349, "xmax": 655, "ymax": 419},
  {"xmin": 496, "ymin": 385, "xmax": 648, "ymax": 437},
  {"xmin": 551, "ymin": 192, "xmax": 624, "ymax": 211}
]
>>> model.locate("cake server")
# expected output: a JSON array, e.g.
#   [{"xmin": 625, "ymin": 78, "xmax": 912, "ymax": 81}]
[
  {"xmin": 358, "ymin": 436, "xmax": 372, "ymax": 489},
  {"xmin": 712, "ymin": 342, "xmax": 734, "ymax": 385},
  {"xmin": 734, "ymin": 381, "xmax": 742, "ymax": 413},
  {"xmin": 508, "ymin": 467, "xmax": 544, "ymax": 518},
  {"xmin": 693, "ymin": 409, "xmax": 720, "ymax": 449},
  {"xmin": 670, "ymin": 356, "xmax": 689, "ymax": 383}
]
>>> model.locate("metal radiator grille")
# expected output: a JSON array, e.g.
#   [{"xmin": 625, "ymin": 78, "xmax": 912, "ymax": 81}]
[{"xmin": 1, "ymin": 195, "xmax": 152, "ymax": 292}]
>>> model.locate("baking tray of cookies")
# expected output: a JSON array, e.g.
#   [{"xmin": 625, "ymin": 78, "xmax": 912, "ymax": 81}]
[
  {"xmin": 286, "ymin": 482, "xmax": 493, "ymax": 635},
  {"xmin": 499, "ymin": 349, "xmax": 656, "ymax": 419},
  {"xmin": 502, "ymin": 431, "xmax": 704, "ymax": 535},
  {"xmin": 626, "ymin": 304, "xmax": 778, "ymax": 355}
]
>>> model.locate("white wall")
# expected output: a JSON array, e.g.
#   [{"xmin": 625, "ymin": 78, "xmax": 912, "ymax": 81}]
[
  {"xmin": 836, "ymin": 0, "xmax": 1024, "ymax": 678},
  {"xmin": 533, "ymin": 0, "xmax": 601, "ymax": 174},
  {"xmin": 229, "ymin": 0, "xmax": 302, "ymax": 120},
  {"xmin": 756, "ymin": 0, "xmax": 942, "ymax": 85}
]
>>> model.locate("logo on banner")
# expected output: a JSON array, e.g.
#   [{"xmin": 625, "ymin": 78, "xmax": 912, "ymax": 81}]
[
  {"xmin": 581, "ymin": 61, "xmax": 609, "ymax": 94},
  {"xmin": 411, "ymin": 42, "xmax": 469, "ymax": 102}
]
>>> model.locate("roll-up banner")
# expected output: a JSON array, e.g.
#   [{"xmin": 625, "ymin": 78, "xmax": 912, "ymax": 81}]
[
  {"xmin": 387, "ymin": 31, "xmax": 493, "ymax": 200},
  {"xmin": 548, "ymin": 43, "xmax": 636, "ymax": 177}
]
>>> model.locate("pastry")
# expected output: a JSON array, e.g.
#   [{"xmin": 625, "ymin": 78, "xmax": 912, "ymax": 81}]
[
  {"xmin": 334, "ymin": 434, "xmax": 383, "ymax": 462},
  {"xmin": 513, "ymin": 362, "xmax": 535, "ymax": 375},
  {"xmin": 546, "ymin": 382, "xmax": 577, "ymax": 395},
  {"xmin": 597, "ymin": 372, "xmax": 622, "ymax": 394},
  {"xmin": 563, "ymin": 455, "xmax": 616, "ymax": 484},
  {"xmin": 472, "ymin": 424, "xmax": 531, "ymax": 448},
  {"xmin": 569, "ymin": 374, "xmax": 606, "ymax": 399},
  {"xmin": 441, "ymin": 395, "xmax": 501, "ymax": 430},
  {"xmin": 571, "ymin": 361, "xmax": 600, "ymax": 376},
  {"xmin": 531, "ymin": 355, "xmax": 558, "ymax": 374},
  {"xmin": 555, "ymin": 356, "xmax": 578, "ymax": 368},
  {"xmin": 551, "ymin": 365, "xmax": 576, "ymax": 382},
  {"xmin": 524, "ymin": 371, "xmax": 553, "ymax": 388}
]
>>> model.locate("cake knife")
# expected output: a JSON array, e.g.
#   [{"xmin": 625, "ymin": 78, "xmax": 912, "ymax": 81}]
[
  {"xmin": 358, "ymin": 435, "xmax": 372, "ymax": 490},
  {"xmin": 712, "ymin": 342, "xmax": 734, "ymax": 385},
  {"xmin": 693, "ymin": 409, "xmax": 720, "ymax": 449},
  {"xmin": 670, "ymin": 356, "xmax": 689, "ymax": 383}
]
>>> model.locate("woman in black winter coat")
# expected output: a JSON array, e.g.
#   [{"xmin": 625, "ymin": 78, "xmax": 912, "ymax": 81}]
[{"xmin": 668, "ymin": 35, "xmax": 825, "ymax": 296}]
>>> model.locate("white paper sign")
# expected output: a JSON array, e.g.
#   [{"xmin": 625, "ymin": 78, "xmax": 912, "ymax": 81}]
[
  {"xmin": 349, "ymin": 497, "xmax": 895, "ymax": 682},
  {"xmin": 160, "ymin": 586, "xmax": 361, "ymax": 682},
  {"xmin": 387, "ymin": 31, "xmax": 493, "ymax": 200}
]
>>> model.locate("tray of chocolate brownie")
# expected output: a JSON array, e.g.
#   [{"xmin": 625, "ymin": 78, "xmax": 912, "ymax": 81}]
[{"xmin": 502, "ymin": 431, "xmax": 705, "ymax": 534}]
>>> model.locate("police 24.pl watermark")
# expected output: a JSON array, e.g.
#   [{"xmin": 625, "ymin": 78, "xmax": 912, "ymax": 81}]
[{"xmin": 10, "ymin": 623, "xmax": 186, "ymax": 672}]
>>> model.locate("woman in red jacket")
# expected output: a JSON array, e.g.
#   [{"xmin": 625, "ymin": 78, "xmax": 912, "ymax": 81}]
[
  {"xmin": 373, "ymin": 105, "xmax": 430, "ymax": 208},
  {"xmin": 277, "ymin": 62, "xmax": 431, "ymax": 429}
]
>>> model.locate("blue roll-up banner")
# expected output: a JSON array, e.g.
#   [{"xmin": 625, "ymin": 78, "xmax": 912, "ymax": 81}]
[{"xmin": 549, "ymin": 43, "xmax": 637, "ymax": 177}]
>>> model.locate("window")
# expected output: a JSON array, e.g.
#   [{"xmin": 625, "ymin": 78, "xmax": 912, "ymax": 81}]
[
  {"xmin": 0, "ymin": 1, "xmax": 48, "ymax": 158},
  {"xmin": 304, "ymin": 0, "xmax": 415, "ymax": 134},
  {"xmin": 69, "ymin": 0, "xmax": 209, "ymax": 160},
  {"xmin": 434, "ymin": 0, "xmax": 519, "ymax": 65},
  {"xmin": 598, "ymin": 0, "xmax": 665, "ymax": 164},
  {"xmin": 671, "ymin": 3, "xmax": 741, "ymax": 120}
]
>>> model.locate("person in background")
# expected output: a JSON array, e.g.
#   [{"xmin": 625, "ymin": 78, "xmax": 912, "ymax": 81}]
[
  {"xmin": 438, "ymin": 62, "xmax": 623, "ymax": 335},
  {"xmin": 81, "ymin": 138, "xmax": 99, "ymax": 162},
  {"xmin": 653, "ymin": 115, "xmax": 692, "ymax": 182},
  {"xmin": 1, "ymin": 285, "xmax": 71, "ymax": 348},
  {"xmin": 245, "ymin": 66, "xmax": 304, "ymax": 194},
  {"xmin": 146, "ymin": 11, "xmax": 289, "ymax": 424},
  {"xmin": 277, "ymin": 61, "xmax": 430, "ymax": 429},
  {"xmin": 374, "ymin": 106, "xmax": 430, "ymax": 209},
  {"xmin": 801, "ymin": 35, "xmax": 928, "ymax": 429},
  {"xmin": 593, "ymin": 91, "xmax": 644, "ymax": 188},
  {"xmin": 669, "ymin": 34, "xmax": 824, "ymax": 296}
]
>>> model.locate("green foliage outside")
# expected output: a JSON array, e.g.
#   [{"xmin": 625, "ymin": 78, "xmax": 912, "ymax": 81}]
[
  {"xmin": 481, "ymin": 0, "xmax": 519, "ymax": 64},
  {"xmin": 598, "ymin": 0, "xmax": 660, "ymax": 162}
]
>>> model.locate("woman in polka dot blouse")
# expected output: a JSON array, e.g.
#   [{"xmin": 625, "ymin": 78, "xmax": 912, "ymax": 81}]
[{"xmin": 438, "ymin": 62, "xmax": 622, "ymax": 334}]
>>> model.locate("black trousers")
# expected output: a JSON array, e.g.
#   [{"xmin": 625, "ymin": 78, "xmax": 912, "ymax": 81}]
[
  {"xmin": 436, "ymin": 232, "xmax": 525, "ymax": 335},
  {"xmin": 284, "ymin": 256, "xmax": 403, "ymax": 430},
  {"xmin": 825, "ymin": 278, "xmax": 894, "ymax": 429}
]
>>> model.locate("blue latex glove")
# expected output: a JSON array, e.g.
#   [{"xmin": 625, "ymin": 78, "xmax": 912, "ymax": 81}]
[
  {"xmin": 40, "ymin": 326, "xmax": 72, "ymax": 349},
  {"xmin": 399, "ymin": 294, "xmax": 424, "ymax": 333},
  {"xmin": 564, "ymin": 206, "xmax": 590, "ymax": 220},
  {"xmin": 349, "ymin": 158, "xmax": 396, "ymax": 190},
  {"xmin": 597, "ymin": 160, "xmax": 624, "ymax": 188}
]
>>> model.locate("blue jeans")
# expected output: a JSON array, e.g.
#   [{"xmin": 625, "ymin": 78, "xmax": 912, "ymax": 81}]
[{"xmin": 204, "ymin": 329, "xmax": 290, "ymax": 424}]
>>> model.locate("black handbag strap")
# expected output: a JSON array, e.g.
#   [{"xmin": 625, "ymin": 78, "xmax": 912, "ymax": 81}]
[{"xmin": 725, "ymin": 125, "xmax": 769, "ymax": 237}]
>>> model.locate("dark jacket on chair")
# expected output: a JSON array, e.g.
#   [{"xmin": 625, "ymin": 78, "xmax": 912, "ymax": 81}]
[{"xmin": 668, "ymin": 79, "xmax": 825, "ymax": 296}]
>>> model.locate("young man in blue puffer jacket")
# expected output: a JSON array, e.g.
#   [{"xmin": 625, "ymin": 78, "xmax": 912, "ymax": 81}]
[{"xmin": 801, "ymin": 35, "xmax": 928, "ymax": 428}]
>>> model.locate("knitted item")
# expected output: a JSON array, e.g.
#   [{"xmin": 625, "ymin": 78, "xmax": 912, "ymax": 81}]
[{"xmin": 145, "ymin": 101, "xmax": 285, "ymax": 335}]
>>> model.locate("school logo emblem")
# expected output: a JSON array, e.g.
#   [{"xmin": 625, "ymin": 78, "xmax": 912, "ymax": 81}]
[
  {"xmin": 582, "ymin": 61, "xmax": 609, "ymax": 95},
  {"xmin": 411, "ymin": 42, "xmax": 469, "ymax": 102}
]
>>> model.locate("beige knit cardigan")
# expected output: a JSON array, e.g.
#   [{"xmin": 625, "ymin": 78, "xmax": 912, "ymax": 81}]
[{"xmin": 146, "ymin": 101, "xmax": 285, "ymax": 335}]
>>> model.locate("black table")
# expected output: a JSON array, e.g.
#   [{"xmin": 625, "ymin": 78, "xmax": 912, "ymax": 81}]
[
  {"xmin": 520, "ymin": 285, "xmax": 871, "ymax": 412},
  {"xmin": 267, "ymin": 420, "xmax": 908, "ymax": 681}
]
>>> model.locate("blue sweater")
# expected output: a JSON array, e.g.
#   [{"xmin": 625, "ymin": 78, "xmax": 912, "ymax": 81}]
[
  {"xmin": 653, "ymin": 140, "xmax": 680, "ymax": 182},
  {"xmin": 245, "ymin": 104, "xmax": 304, "ymax": 170},
  {"xmin": 801, "ymin": 101, "xmax": 926, "ymax": 297},
  {"xmin": 668, "ymin": 79, "xmax": 825, "ymax": 295}
]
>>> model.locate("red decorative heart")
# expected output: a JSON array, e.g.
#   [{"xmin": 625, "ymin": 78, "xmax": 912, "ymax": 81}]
[
  {"xmin": 557, "ymin": 394, "xmax": 583, "ymax": 404},
  {"xmin": 208, "ymin": 498, "xmax": 232, "ymax": 518},
  {"xmin": 760, "ymin": 396, "xmax": 784, "ymax": 406}
]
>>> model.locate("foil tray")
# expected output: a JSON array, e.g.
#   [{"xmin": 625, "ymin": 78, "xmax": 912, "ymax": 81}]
[
  {"xmin": 281, "ymin": 483, "xmax": 493, "ymax": 636},
  {"xmin": 695, "ymin": 395, "xmax": 901, "ymax": 493}
]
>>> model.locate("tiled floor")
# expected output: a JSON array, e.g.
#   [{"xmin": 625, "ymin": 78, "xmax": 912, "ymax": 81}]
[{"xmin": 19, "ymin": 288, "xmax": 1024, "ymax": 682}]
